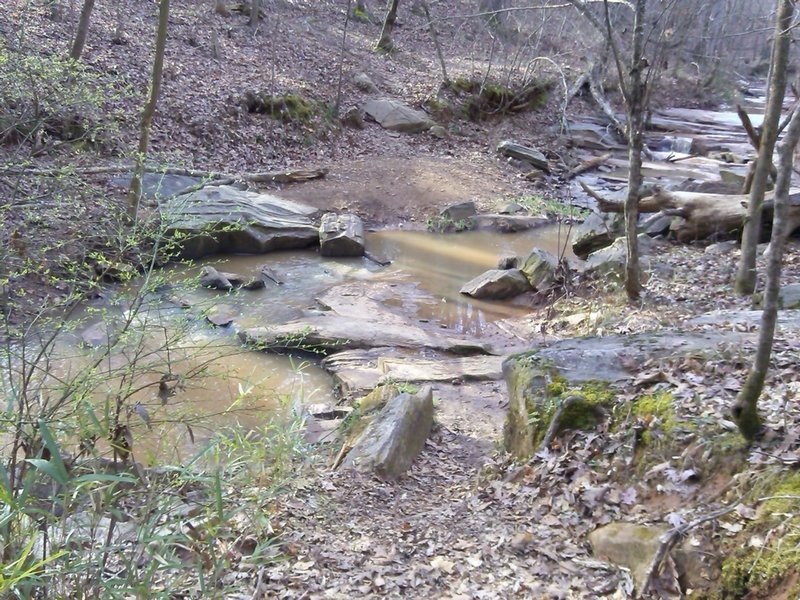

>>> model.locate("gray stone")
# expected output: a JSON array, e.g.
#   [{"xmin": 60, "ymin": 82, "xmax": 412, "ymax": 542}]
[
  {"xmin": 584, "ymin": 234, "xmax": 655, "ymax": 279},
  {"xmin": 239, "ymin": 316, "xmax": 493, "ymax": 355},
  {"xmin": 520, "ymin": 248, "xmax": 558, "ymax": 289},
  {"xmin": 705, "ymin": 240, "xmax": 738, "ymax": 255},
  {"xmin": 163, "ymin": 185, "xmax": 319, "ymax": 259},
  {"xmin": 341, "ymin": 106, "xmax": 365, "ymax": 129},
  {"xmin": 199, "ymin": 266, "xmax": 233, "ymax": 291},
  {"xmin": 571, "ymin": 211, "xmax": 624, "ymax": 259},
  {"xmin": 689, "ymin": 309, "xmax": 800, "ymax": 330},
  {"xmin": 216, "ymin": 271, "xmax": 266, "ymax": 290},
  {"xmin": 498, "ymin": 201, "xmax": 526, "ymax": 215},
  {"xmin": 460, "ymin": 269, "xmax": 532, "ymax": 300},
  {"xmin": 589, "ymin": 523, "xmax": 665, "ymax": 593},
  {"xmin": 719, "ymin": 169, "xmax": 746, "ymax": 189},
  {"xmin": 341, "ymin": 386, "xmax": 434, "ymax": 478},
  {"xmin": 429, "ymin": 125, "xmax": 448, "ymax": 138},
  {"xmin": 641, "ymin": 213, "xmax": 672, "ymax": 236},
  {"xmin": 112, "ymin": 173, "xmax": 201, "ymax": 201},
  {"xmin": 497, "ymin": 255, "xmax": 519, "ymax": 269},
  {"xmin": 752, "ymin": 283, "xmax": 800, "ymax": 310},
  {"xmin": 473, "ymin": 214, "xmax": 549, "ymax": 233},
  {"xmin": 354, "ymin": 72, "xmax": 379, "ymax": 93},
  {"xmin": 497, "ymin": 141, "xmax": 549, "ymax": 172},
  {"xmin": 319, "ymin": 213, "xmax": 365, "ymax": 257},
  {"xmin": 207, "ymin": 304, "xmax": 237, "ymax": 327},
  {"xmin": 363, "ymin": 98, "xmax": 434, "ymax": 133},
  {"xmin": 440, "ymin": 200, "xmax": 477, "ymax": 222},
  {"xmin": 80, "ymin": 322, "xmax": 114, "ymax": 347}
]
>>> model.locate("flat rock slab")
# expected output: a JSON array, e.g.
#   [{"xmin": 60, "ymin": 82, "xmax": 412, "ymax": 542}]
[
  {"xmin": 473, "ymin": 214, "xmax": 550, "ymax": 233},
  {"xmin": 689, "ymin": 309, "xmax": 800, "ymax": 330},
  {"xmin": 497, "ymin": 141, "xmax": 549, "ymax": 172},
  {"xmin": 531, "ymin": 330, "xmax": 745, "ymax": 383},
  {"xmin": 363, "ymin": 98, "xmax": 434, "ymax": 133},
  {"xmin": 162, "ymin": 185, "xmax": 319, "ymax": 259},
  {"xmin": 239, "ymin": 316, "xmax": 493, "ymax": 356},
  {"xmin": 112, "ymin": 173, "xmax": 202, "ymax": 200},
  {"xmin": 341, "ymin": 386, "xmax": 434, "ymax": 478},
  {"xmin": 322, "ymin": 348, "xmax": 505, "ymax": 396}
]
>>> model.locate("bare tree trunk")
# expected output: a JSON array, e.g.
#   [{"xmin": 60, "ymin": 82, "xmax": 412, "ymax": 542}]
[
  {"xmin": 734, "ymin": 0, "xmax": 794, "ymax": 296},
  {"xmin": 376, "ymin": 0, "xmax": 400, "ymax": 52},
  {"xmin": 129, "ymin": 0, "xmax": 170, "ymax": 221},
  {"xmin": 334, "ymin": 0, "xmax": 353, "ymax": 117},
  {"xmin": 69, "ymin": 0, "xmax": 96, "ymax": 60},
  {"xmin": 250, "ymin": 0, "xmax": 260, "ymax": 29},
  {"xmin": 732, "ymin": 102, "xmax": 800, "ymax": 440},
  {"xmin": 420, "ymin": 0, "xmax": 449, "ymax": 85},
  {"xmin": 624, "ymin": 0, "xmax": 646, "ymax": 301},
  {"xmin": 214, "ymin": 0, "xmax": 230, "ymax": 17}
]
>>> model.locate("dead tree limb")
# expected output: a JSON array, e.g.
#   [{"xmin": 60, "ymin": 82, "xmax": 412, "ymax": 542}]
[
  {"xmin": 566, "ymin": 152, "xmax": 612, "ymax": 179},
  {"xmin": 588, "ymin": 74, "xmax": 626, "ymax": 140},
  {"xmin": 539, "ymin": 395, "xmax": 580, "ymax": 452},
  {"xmin": 640, "ymin": 498, "xmax": 743, "ymax": 598}
]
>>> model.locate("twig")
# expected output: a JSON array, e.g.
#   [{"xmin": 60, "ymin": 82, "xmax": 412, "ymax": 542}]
[{"xmin": 539, "ymin": 395, "xmax": 581, "ymax": 452}]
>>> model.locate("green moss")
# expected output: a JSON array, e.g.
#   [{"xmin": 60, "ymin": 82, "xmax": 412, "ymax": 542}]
[
  {"xmin": 352, "ymin": 5, "xmax": 369, "ymax": 21},
  {"xmin": 632, "ymin": 391, "xmax": 677, "ymax": 446},
  {"xmin": 244, "ymin": 92, "xmax": 316, "ymax": 123},
  {"xmin": 718, "ymin": 471, "xmax": 800, "ymax": 598},
  {"xmin": 446, "ymin": 77, "xmax": 551, "ymax": 122},
  {"xmin": 533, "ymin": 375, "xmax": 615, "ymax": 443}
]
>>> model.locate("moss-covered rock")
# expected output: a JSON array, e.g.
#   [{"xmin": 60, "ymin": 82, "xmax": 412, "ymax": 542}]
[
  {"xmin": 502, "ymin": 353, "xmax": 614, "ymax": 459},
  {"xmin": 445, "ymin": 77, "xmax": 550, "ymax": 122},
  {"xmin": 719, "ymin": 471, "xmax": 800, "ymax": 599},
  {"xmin": 242, "ymin": 91, "xmax": 316, "ymax": 123}
]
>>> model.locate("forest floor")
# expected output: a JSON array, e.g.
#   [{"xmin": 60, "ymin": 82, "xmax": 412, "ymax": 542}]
[{"xmin": 4, "ymin": 2, "xmax": 799, "ymax": 599}]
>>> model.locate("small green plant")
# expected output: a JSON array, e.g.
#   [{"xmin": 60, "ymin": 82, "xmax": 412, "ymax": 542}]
[
  {"xmin": 516, "ymin": 195, "xmax": 589, "ymax": 220},
  {"xmin": 426, "ymin": 215, "xmax": 474, "ymax": 233},
  {"xmin": 446, "ymin": 77, "xmax": 550, "ymax": 121}
]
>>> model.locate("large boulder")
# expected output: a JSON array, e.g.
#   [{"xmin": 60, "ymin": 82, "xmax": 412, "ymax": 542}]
[
  {"xmin": 571, "ymin": 211, "xmax": 624, "ymax": 259},
  {"xmin": 460, "ymin": 268, "xmax": 531, "ymax": 300},
  {"xmin": 363, "ymin": 98, "xmax": 435, "ymax": 133},
  {"xmin": 162, "ymin": 185, "xmax": 319, "ymax": 259},
  {"xmin": 319, "ymin": 213, "xmax": 365, "ymax": 257},
  {"xmin": 341, "ymin": 386, "xmax": 434, "ymax": 478},
  {"xmin": 503, "ymin": 331, "xmax": 746, "ymax": 459},
  {"xmin": 752, "ymin": 283, "xmax": 800, "ymax": 310},
  {"xmin": 520, "ymin": 248, "xmax": 558, "ymax": 289}
]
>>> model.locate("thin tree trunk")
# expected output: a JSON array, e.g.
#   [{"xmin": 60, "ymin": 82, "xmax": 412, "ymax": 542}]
[
  {"xmin": 734, "ymin": 0, "xmax": 794, "ymax": 295},
  {"xmin": 334, "ymin": 0, "xmax": 353, "ymax": 117},
  {"xmin": 732, "ymin": 103, "xmax": 800, "ymax": 440},
  {"xmin": 250, "ymin": 0, "xmax": 260, "ymax": 29},
  {"xmin": 69, "ymin": 0, "xmax": 96, "ymax": 60},
  {"xmin": 376, "ymin": 0, "xmax": 400, "ymax": 52},
  {"xmin": 420, "ymin": 0, "xmax": 449, "ymax": 86},
  {"xmin": 129, "ymin": 0, "xmax": 170, "ymax": 221},
  {"xmin": 623, "ymin": 0, "xmax": 646, "ymax": 301}
]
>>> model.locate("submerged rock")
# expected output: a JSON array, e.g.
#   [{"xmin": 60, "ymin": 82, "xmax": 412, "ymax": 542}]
[
  {"xmin": 341, "ymin": 386, "xmax": 434, "ymax": 478},
  {"xmin": 319, "ymin": 213, "xmax": 365, "ymax": 257},
  {"xmin": 363, "ymin": 98, "xmax": 434, "ymax": 133},
  {"xmin": 239, "ymin": 316, "xmax": 493, "ymax": 355},
  {"xmin": 199, "ymin": 266, "xmax": 233, "ymax": 291},
  {"xmin": 163, "ymin": 185, "xmax": 319, "ymax": 259},
  {"xmin": 460, "ymin": 268, "xmax": 531, "ymax": 300}
]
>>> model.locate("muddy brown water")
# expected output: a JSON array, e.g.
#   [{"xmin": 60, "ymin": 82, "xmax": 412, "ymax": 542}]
[{"xmin": 38, "ymin": 226, "xmax": 571, "ymax": 462}]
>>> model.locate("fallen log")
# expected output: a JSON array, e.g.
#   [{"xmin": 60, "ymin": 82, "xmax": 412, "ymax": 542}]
[
  {"xmin": 565, "ymin": 152, "xmax": 612, "ymax": 179},
  {"xmin": 592, "ymin": 185, "xmax": 800, "ymax": 242}
]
